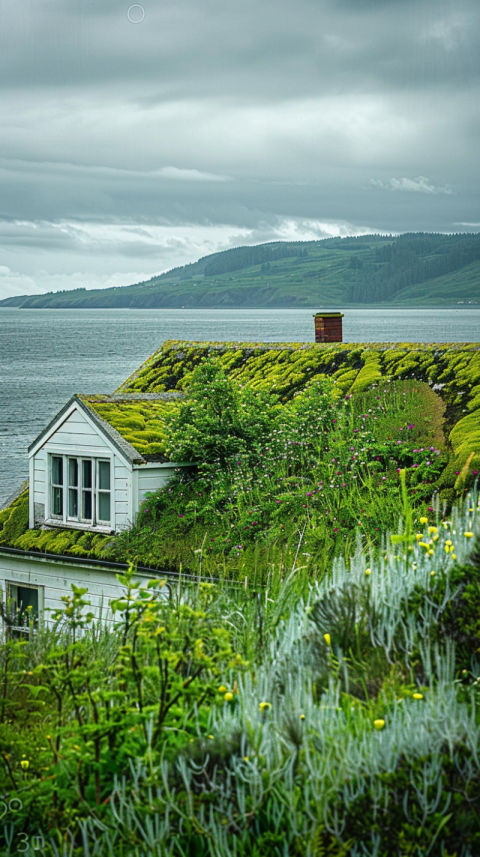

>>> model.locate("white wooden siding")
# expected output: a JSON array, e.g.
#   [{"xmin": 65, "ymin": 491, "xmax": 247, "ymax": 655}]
[
  {"xmin": 0, "ymin": 553, "xmax": 166, "ymax": 626},
  {"xmin": 135, "ymin": 465, "xmax": 179, "ymax": 512},
  {"xmin": 34, "ymin": 449, "xmax": 47, "ymax": 504},
  {"xmin": 43, "ymin": 408, "xmax": 110, "ymax": 456}
]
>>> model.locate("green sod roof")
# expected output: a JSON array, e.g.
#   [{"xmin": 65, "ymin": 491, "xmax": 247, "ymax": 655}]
[
  {"xmin": 115, "ymin": 340, "xmax": 480, "ymax": 479},
  {"xmin": 79, "ymin": 393, "xmax": 184, "ymax": 461}
]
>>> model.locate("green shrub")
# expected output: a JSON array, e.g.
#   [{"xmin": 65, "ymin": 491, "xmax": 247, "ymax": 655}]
[{"xmin": 0, "ymin": 490, "xmax": 29, "ymax": 544}]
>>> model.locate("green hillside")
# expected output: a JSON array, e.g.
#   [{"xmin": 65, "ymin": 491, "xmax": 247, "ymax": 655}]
[{"xmin": 1, "ymin": 232, "xmax": 479, "ymax": 309}]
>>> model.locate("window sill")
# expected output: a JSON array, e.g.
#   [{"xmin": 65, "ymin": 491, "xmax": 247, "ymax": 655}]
[{"xmin": 44, "ymin": 519, "xmax": 114, "ymax": 535}]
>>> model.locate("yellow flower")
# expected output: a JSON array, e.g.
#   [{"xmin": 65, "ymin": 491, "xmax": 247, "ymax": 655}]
[
  {"xmin": 365, "ymin": 568, "xmax": 371, "ymax": 576},
  {"xmin": 259, "ymin": 702, "xmax": 271, "ymax": 712},
  {"xmin": 428, "ymin": 550, "xmax": 434, "ymax": 556},
  {"xmin": 218, "ymin": 686, "xmax": 227, "ymax": 694},
  {"xmin": 452, "ymin": 554, "xmax": 457, "ymax": 560},
  {"xmin": 416, "ymin": 533, "xmax": 423, "ymax": 541},
  {"xmin": 464, "ymin": 532, "xmax": 474, "ymax": 538},
  {"xmin": 412, "ymin": 693, "xmax": 423, "ymax": 700},
  {"xmin": 323, "ymin": 633, "xmax": 331, "ymax": 646},
  {"xmin": 420, "ymin": 516, "xmax": 428, "ymax": 525},
  {"xmin": 374, "ymin": 719, "xmax": 385, "ymax": 730},
  {"xmin": 20, "ymin": 760, "xmax": 29, "ymax": 770},
  {"xmin": 300, "ymin": 714, "xmax": 306, "ymax": 720},
  {"xmin": 445, "ymin": 540, "xmax": 452, "ymax": 546},
  {"xmin": 430, "ymin": 571, "xmax": 435, "ymax": 576},
  {"xmin": 224, "ymin": 692, "xmax": 234, "ymax": 702},
  {"xmin": 208, "ymin": 735, "xmax": 214, "ymax": 740},
  {"xmin": 243, "ymin": 756, "xmax": 249, "ymax": 762},
  {"xmin": 428, "ymin": 526, "xmax": 438, "ymax": 534}
]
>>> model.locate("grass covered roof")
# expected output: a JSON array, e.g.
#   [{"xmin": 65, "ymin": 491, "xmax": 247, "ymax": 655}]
[
  {"xmin": 116, "ymin": 340, "xmax": 480, "ymax": 476},
  {"xmin": 79, "ymin": 392, "xmax": 184, "ymax": 461}
]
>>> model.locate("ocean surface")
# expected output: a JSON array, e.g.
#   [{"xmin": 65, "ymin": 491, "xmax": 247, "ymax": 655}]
[{"xmin": 1, "ymin": 307, "xmax": 479, "ymax": 506}]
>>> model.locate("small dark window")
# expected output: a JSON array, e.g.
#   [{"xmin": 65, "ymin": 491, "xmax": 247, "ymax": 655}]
[{"xmin": 8, "ymin": 584, "xmax": 40, "ymax": 636}]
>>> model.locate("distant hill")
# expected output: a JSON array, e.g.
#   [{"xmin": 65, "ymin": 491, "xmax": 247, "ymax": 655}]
[{"xmin": 2, "ymin": 233, "xmax": 480, "ymax": 309}]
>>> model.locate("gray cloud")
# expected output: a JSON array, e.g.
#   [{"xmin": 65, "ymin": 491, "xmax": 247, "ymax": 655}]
[
  {"xmin": 370, "ymin": 176, "xmax": 454, "ymax": 194},
  {"xmin": 0, "ymin": 0, "xmax": 479, "ymax": 299}
]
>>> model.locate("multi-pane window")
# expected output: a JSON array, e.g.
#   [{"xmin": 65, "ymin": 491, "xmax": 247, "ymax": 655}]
[{"xmin": 50, "ymin": 456, "xmax": 111, "ymax": 527}]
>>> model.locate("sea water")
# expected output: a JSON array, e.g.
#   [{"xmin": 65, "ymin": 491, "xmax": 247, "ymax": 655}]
[{"xmin": 1, "ymin": 307, "xmax": 479, "ymax": 505}]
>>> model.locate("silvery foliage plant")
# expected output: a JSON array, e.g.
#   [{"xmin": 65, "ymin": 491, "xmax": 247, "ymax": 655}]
[{"xmin": 43, "ymin": 491, "xmax": 479, "ymax": 857}]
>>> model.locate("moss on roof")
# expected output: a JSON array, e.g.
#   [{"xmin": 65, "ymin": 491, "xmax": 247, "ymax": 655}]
[
  {"xmin": 79, "ymin": 394, "xmax": 182, "ymax": 460},
  {"xmin": 115, "ymin": 340, "xmax": 480, "ymax": 477},
  {"xmin": 0, "ymin": 488, "xmax": 115, "ymax": 561},
  {"xmin": 0, "ymin": 488, "xmax": 29, "ymax": 546}
]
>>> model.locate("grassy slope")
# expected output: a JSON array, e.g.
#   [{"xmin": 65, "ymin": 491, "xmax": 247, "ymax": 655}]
[{"xmin": 2, "ymin": 236, "xmax": 479, "ymax": 308}]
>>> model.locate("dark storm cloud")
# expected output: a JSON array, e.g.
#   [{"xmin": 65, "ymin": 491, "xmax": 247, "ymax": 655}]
[{"xmin": 0, "ymin": 0, "xmax": 479, "ymax": 297}]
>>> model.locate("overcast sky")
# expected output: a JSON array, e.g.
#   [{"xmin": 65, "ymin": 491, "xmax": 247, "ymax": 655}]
[{"xmin": 0, "ymin": 0, "xmax": 479, "ymax": 299}]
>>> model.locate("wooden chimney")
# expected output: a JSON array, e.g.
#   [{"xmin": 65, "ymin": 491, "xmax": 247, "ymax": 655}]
[{"xmin": 314, "ymin": 312, "xmax": 344, "ymax": 343}]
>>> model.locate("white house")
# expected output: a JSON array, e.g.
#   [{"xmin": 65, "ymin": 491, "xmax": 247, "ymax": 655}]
[
  {"xmin": 1, "ymin": 390, "xmax": 188, "ymax": 632},
  {"xmin": 28, "ymin": 392, "xmax": 187, "ymax": 534}
]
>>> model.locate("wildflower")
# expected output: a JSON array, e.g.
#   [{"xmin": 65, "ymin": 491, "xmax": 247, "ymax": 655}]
[
  {"xmin": 21, "ymin": 760, "xmax": 29, "ymax": 770},
  {"xmin": 224, "ymin": 692, "xmax": 234, "ymax": 702},
  {"xmin": 428, "ymin": 526, "xmax": 438, "ymax": 534},
  {"xmin": 300, "ymin": 714, "xmax": 306, "ymax": 720},
  {"xmin": 365, "ymin": 568, "xmax": 371, "ymax": 576},
  {"xmin": 452, "ymin": 554, "xmax": 457, "ymax": 560},
  {"xmin": 420, "ymin": 516, "xmax": 428, "ymax": 525},
  {"xmin": 178, "ymin": 514, "xmax": 184, "ymax": 518},
  {"xmin": 464, "ymin": 532, "xmax": 474, "ymax": 538},
  {"xmin": 373, "ymin": 719, "xmax": 385, "ymax": 730},
  {"xmin": 324, "ymin": 633, "xmax": 331, "ymax": 646},
  {"xmin": 219, "ymin": 685, "xmax": 227, "ymax": 693},
  {"xmin": 259, "ymin": 702, "xmax": 271, "ymax": 712},
  {"xmin": 243, "ymin": 756, "xmax": 249, "ymax": 762},
  {"xmin": 430, "ymin": 570, "xmax": 435, "ymax": 576},
  {"xmin": 413, "ymin": 693, "xmax": 423, "ymax": 700},
  {"xmin": 208, "ymin": 735, "xmax": 214, "ymax": 740}
]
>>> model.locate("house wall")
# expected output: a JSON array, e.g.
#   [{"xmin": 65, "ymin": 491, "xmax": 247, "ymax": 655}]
[
  {"xmin": 31, "ymin": 407, "xmax": 132, "ymax": 532},
  {"xmin": 134, "ymin": 464, "xmax": 185, "ymax": 518},
  {"xmin": 0, "ymin": 551, "xmax": 167, "ymax": 627}
]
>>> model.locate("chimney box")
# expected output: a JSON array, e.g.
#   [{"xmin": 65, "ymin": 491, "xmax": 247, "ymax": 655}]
[{"xmin": 313, "ymin": 312, "xmax": 344, "ymax": 343}]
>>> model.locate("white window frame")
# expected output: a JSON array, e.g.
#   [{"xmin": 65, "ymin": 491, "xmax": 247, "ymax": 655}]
[
  {"xmin": 47, "ymin": 454, "xmax": 113, "ymax": 532},
  {"xmin": 5, "ymin": 581, "xmax": 44, "ymax": 636}
]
